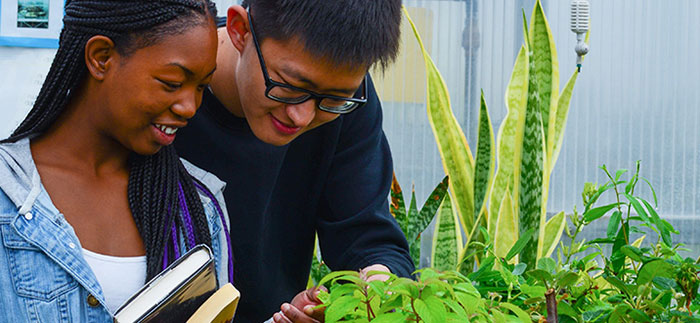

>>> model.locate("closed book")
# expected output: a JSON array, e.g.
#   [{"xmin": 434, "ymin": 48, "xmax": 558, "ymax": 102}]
[
  {"xmin": 114, "ymin": 244, "xmax": 218, "ymax": 323},
  {"xmin": 187, "ymin": 283, "xmax": 240, "ymax": 323}
]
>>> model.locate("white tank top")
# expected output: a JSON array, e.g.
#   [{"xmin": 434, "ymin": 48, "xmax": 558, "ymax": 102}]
[{"xmin": 82, "ymin": 248, "xmax": 147, "ymax": 313}]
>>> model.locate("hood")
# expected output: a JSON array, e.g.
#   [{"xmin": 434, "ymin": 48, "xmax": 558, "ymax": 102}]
[{"xmin": 0, "ymin": 138, "xmax": 41, "ymax": 214}]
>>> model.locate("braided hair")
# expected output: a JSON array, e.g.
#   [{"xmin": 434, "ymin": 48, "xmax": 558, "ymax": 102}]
[{"xmin": 3, "ymin": 0, "xmax": 229, "ymax": 281}]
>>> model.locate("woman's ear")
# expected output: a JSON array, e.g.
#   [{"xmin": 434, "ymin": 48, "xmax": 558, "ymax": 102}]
[
  {"xmin": 226, "ymin": 5, "xmax": 250, "ymax": 53},
  {"xmin": 84, "ymin": 35, "xmax": 116, "ymax": 81}
]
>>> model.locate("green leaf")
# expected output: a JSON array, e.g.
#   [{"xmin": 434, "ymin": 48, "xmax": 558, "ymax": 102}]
[
  {"xmin": 640, "ymin": 198, "xmax": 672, "ymax": 246},
  {"xmin": 606, "ymin": 211, "xmax": 622, "ymax": 239},
  {"xmin": 537, "ymin": 257, "xmax": 556, "ymax": 274},
  {"xmin": 488, "ymin": 46, "xmax": 528, "ymax": 237},
  {"xmin": 640, "ymin": 177, "xmax": 658, "ymax": 207},
  {"xmin": 371, "ymin": 312, "xmax": 409, "ymax": 323},
  {"xmin": 506, "ymin": 228, "xmax": 535, "ymax": 261},
  {"xmin": 557, "ymin": 301, "xmax": 579, "ymax": 320},
  {"xmin": 538, "ymin": 211, "xmax": 566, "ymax": 258},
  {"xmin": 473, "ymin": 91, "xmax": 495, "ymax": 218},
  {"xmin": 490, "ymin": 308, "xmax": 507, "ymax": 323},
  {"xmin": 494, "ymin": 188, "xmax": 518, "ymax": 260},
  {"xmin": 637, "ymin": 259, "xmax": 675, "ymax": 285},
  {"xmin": 417, "ymin": 176, "xmax": 450, "ymax": 237},
  {"xmin": 318, "ymin": 271, "xmax": 361, "ymax": 289},
  {"xmin": 611, "ymin": 222, "xmax": 629, "ymax": 273},
  {"xmin": 527, "ymin": 269, "xmax": 553, "ymax": 284},
  {"xmin": 582, "ymin": 203, "xmax": 617, "ymax": 223},
  {"xmin": 620, "ymin": 245, "xmax": 644, "ymax": 263},
  {"xmin": 442, "ymin": 298, "xmax": 468, "ymax": 318},
  {"xmin": 414, "ymin": 297, "xmax": 446, "ymax": 323},
  {"xmin": 407, "ymin": 189, "xmax": 419, "ymax": 240},
  {"xmin": 330, "ymin": 284, "xmax": 360, "ymax": 302},
  {"xmin": 628, "ymin": 309, "xmax": 651, "ymax": 322},
  {"xmin": 604, "ymin": 275, "xmax": 632, "ymax": 296},
  {"xmin": 325, "ymin": 295, "xmax": 361, "ymax": 323},
  {"xmin": 499, "ymin": 302, "xmax": 531, "ymax": 322},
  {"xmin": 513, "ymin": 263, "xmax": 527, "ymax": 276},
  {"xmin": 521, "ymin": 284, "xmax": 547, "ymax": 298},
  {"xmin": 623, "ymin": 193, "xmax": 651, "ymax": 224},
  {"xmin": 652, "ymin": 276, "xmax": 677, "ymax": 290},
  {"xmin": 431, "ymin": 194, "xmax": 463, "ymax": 271},
  {"xmin": 389, "ymin": 174, "xmax": 408, "ymax": 234},
  {"xmin": 614, "ymin": 169, "xmax": 629, "ymax": 182},
  {"xmin": 404, "ymin": 7, "xmax": 476, "ymax": 239},
  {"xmin": 517, "ymin": 41, "xmax": 546, "ymax": 266},
  {"xmin": 556, "ymin": 271, "xmax": 580, "ymax": 289},
  {"xmin": 529, "ymin": 0, "xmax": 559, "ymax": 147}
]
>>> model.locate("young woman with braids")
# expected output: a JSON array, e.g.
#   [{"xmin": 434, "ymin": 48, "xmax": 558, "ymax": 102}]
[{"xmin": 0, "ymin": 0, "xmax": 233, "ymax": 320}]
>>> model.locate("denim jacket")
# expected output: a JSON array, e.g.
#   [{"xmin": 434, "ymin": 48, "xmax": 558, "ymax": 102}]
[{"xmin": 0, "ymin": 138, "xmax": 232, "ymax": 322}]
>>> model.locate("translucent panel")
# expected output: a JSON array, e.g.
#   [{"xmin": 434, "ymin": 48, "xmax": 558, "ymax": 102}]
[{"xmin": 377, "ymin": 0, "xmax": 700, "ymax": 260}]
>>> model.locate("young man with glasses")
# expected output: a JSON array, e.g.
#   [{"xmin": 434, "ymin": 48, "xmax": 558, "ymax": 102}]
[{"xmin": 174, "ymin": 1, "xmax": 411, "ymax": 322}]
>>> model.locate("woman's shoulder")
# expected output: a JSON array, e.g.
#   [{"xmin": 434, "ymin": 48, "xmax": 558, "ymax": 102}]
[
  {"xmin": 0, "ymin": 138, "xmax": 36, "ymax": 214},
  {"xmin": 180, "ymin": 157, "xmax": 226, "ymax": 197}
]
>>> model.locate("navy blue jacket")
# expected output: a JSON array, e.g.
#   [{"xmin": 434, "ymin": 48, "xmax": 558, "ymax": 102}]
[{"xmin": 174, "ymin": 77, "xmax": 413, "ymax": 322}]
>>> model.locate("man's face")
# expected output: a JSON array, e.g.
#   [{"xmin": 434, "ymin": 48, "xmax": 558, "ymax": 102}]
[{"xmin": 235, "ymin": 35, "xmax": 367, "ymax": 146}]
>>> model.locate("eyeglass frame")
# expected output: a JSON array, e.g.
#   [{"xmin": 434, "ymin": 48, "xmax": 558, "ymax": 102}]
[{"xmin": 247, "ymin": 10, "xmax": 368, "ymax": 114}]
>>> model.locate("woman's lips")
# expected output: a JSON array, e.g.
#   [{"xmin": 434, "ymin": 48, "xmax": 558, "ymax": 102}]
[
  {"xmin": 270, "ymin": 115, "xmax": 301, "ymax": 135},
  {"xmin": 151, "ymin": 124, "xmax": 177, "ymax": 146}
]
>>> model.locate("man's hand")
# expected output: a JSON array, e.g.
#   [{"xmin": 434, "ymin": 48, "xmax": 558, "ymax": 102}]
[
  {"xmin": 359, "ymin": 264, "xmax": 391, "ymax": 282},
  {"xmin": 273, "ymin": 264, "xmax": 391, "ymax": 323},
  {"xmin": 273, "ymin": 287, "xmax": 325, "ymax": 323}
]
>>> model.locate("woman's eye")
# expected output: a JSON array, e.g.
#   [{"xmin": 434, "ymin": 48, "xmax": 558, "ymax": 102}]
[
  {"xmin": 158, "ymin": 79, "xmax": 182, "ymax": 91},
  {"xmin": 197, "ymin": 84, "xmax": 209, "ymax": 91}
]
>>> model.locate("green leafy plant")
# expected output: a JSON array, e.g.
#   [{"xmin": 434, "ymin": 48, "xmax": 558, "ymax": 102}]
[
  {"xmin": 316, "ymin": 163, "xmax": 700, "ymax": 323},
  {"xmin": 405, "ymin": 0, "xmax": 586, "ymax": 271},
  {"xmin": 316, "ymin": 268, "xmax": 528, "ymax": 323}
]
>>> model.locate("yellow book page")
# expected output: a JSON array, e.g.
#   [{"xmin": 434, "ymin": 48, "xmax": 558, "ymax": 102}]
[{"xmin": 187, "ymin": 283, "xmax": 240, "ymax": 323}]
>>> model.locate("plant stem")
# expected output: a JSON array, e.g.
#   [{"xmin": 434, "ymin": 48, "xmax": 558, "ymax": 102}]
[
  {"xmin": 545, "ymin": 288, "xmax": 558, "ymax": 323},
  {"xmin": 602, "ymin": 168, "xmax": 629, "ymax": 245}
]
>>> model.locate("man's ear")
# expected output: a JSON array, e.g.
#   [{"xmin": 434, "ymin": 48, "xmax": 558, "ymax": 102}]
[
  {"xmin": 226, "ymin": 5, "xmax": 250, "ymax": 53},
  {"xmin": 84, "ymin": 35, "xmax": 116, "ymax": 81}
]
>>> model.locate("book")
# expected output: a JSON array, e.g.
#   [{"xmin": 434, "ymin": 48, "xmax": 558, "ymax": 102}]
[
  {"xmin": 187, "ymin": 283, "xmax": 240, "ymax": 323},
  {"xmin": 114, "ymin": 244, "xmax": 232, "ymax": 323}
]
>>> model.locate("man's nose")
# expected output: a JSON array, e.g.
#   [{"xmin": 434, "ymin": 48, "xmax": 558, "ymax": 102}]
[{"xmin": 285, "ymin": 100, "xmax": 316, "ymax": 128}]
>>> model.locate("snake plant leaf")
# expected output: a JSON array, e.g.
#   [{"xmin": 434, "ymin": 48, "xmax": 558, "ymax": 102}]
[
  {"xmin": 404, "ymin": 7, "xmax": 476, "ymax": 236},
  {"xmin": 409, "ymin": 240, "xmax": 421, "ymax": 269},
  {"xmin": 538, "ymin": 211, "xmax": 566, "ymax": 259},
  {"xmin": 493, "ymin": 187, "xmax": 517, "ymax": 261},
  {"xmin": 431, "ymin": 194, "xmax": 463, "ymax": 271},
  {"xmin": 473, "ymin": 90, "xmax": 495, "ymax": 219},
  {"xmin": 488, "ymin": 46, "xmax": 529, "ymax": 237},
  {"xmin": 406, "ymin": 186, "xmax": 420, "ymax": 267},
  {"xmin": 518, "ymin": 44, "xmax": 546, "ymax": 267},
  {"xmin": 529, "ymin": 0, "xmax": 559, "ymax": 146},
  {"xmin": 549, "ymin": 70, "xmax": 578, "ymax": 171},
  {"xmin": 390, "ymin": 173, "xmax": 408, "ymax": 234},
  {"xmin": 407, "ymin": 176, "xmax": 449, "ymax": 243},
  {"xmin": 522, "ymin": 10, "xmax": 530, "ymax": 49},
  {"xmin": 418, "ymin": 176, "xmax": 449, "ymax": 232},
  {"xmin": 407, "ymin": 187, "xmax": 419, "ymax": 241}
]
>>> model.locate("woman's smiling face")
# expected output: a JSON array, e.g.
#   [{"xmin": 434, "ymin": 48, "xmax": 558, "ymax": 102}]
[{"xmin": 96, "ymin": 22, "xmax": 218, "ymax": 156}]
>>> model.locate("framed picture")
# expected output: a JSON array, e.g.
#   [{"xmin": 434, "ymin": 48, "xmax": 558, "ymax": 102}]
[{"xmin": 0, "ymin": 0, "xmax": 64, "ymax": 48}]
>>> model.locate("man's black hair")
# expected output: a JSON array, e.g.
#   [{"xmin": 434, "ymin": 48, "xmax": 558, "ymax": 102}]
[
  {"xmin": 243, "ymin": 0, "xmax": 402, "ymax": 71},
  {"xmin": 3, "ymin": 0, "xmax": 224, "ymax": 281}
]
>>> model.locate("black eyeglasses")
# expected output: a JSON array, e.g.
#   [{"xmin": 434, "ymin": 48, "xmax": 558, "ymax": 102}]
[{"xmin": 247, "ymin": 11, "xmax": 367, "ymax": 114}]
